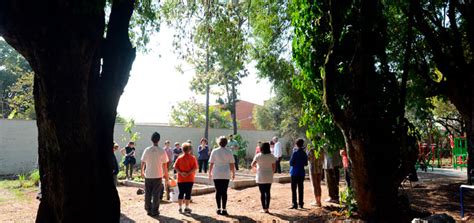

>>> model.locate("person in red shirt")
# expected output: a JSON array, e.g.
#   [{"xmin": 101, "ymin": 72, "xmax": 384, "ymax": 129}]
[
  {"xmin": 340, "ymin": 148, "xmax": 351, "ymax": 187},
  {"xmin": 173, "ymin": 142, "xmax": 198, "ymax": 213}
]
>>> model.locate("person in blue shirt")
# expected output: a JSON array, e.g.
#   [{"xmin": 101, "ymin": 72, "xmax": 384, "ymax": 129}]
[
  {"xmin": 198, "ymin": 138, "xmax": 210, "ymax": 173},
  {"xmin": 289, "ymin": 138, "xmax": 308, "ymax": 209}
]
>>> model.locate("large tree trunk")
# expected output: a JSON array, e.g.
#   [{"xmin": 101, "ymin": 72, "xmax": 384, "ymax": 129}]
[
  {"xmin": 323, "ymin": 0, "xmax": 414, "ymax": 221},
  {"xmin": 0, "ymin": 0, "xmax": 136, "ymax": 221}
]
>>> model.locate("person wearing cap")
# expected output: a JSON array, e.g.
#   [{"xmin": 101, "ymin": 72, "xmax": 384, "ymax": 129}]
[{"xmin": 141, "ymin": 132, "xmax": 169, "ymax": 216}]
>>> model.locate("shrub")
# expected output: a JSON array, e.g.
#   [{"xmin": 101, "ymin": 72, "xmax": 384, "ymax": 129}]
[
  {"xmin": 339, "ymin": 187, "xmax": 358, "ymax": 217},
  {"xmin": 117, "ymin": 171, "xmax": 126, "ymax": 180},
  {"xmin": 29, "ymin": 169, "xmax": 40, "ymax": 186}
]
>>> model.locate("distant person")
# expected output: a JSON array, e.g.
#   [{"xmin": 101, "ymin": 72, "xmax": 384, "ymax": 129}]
[
  {"xmin": 112, "ymin": 142, "xmax": 120, "ymax": 186},
  {"xmin": 198, "ymin": 138, "xmax": 210, "ymax": 173},
  {"xmin": 227, "ymin": 134, "xmax": 240, "ymax": 171},
  {"xmin": 141, "ymin": 132, "xmax": 169, "ymax": 217},
  {"xmin": 251, "ymin": 142, "xmax": 276, "ymax": 213},
  {"xmin": 272, "ymin": 137, "xmax": 282, "ymax": 174},
  {"xmin": 255, "ymin": 141, "xmax": 262, "ymax": 154},
  {"xmin": 308, "ymin": 145, "xmax": 323, "ymax": 207},
  {"xmin": 289, "ymin": 138, "xmax": 308, "ymax": 209},
  {"xmin": 174, "ymin": 142, "xmax": 198, "ymax": 213},
  {"xmin": 121, "ymin": 141, "xmax": 136, "ymax": 180},
  {"xmin": 173, "ymin": 142, "xmax": 183, "ymax": 162},
  {"xmin": 270, "ymin": 140, "xmax": 275, "ymax": 155},
  {"xmin": 340, "ymin": 148, "xmax": 351, "ymax": 187},
  {"xmin": 186, "ymin": 140, "xmax": 193, "ymax": 155},
  {"xmin": 163, "ymin": 140, "xmax": 173, "ymax": 200},
  {"xmin": 209, "ymin": 136, "xmax": 236, "ymax": 216},
  {"xmin": 323, "ymin": 144, "xmax": 342, "ymax": 203},
  {"xmin": 163, "ymin": 140, "xmax": 173, "ymax": 169}
]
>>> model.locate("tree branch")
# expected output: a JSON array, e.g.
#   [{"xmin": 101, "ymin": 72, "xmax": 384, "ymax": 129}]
[{"xmin": 411, "ymin": 0, "xmax": 450, "ymax": 73}]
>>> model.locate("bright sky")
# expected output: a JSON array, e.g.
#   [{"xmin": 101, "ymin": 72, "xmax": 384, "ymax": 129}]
[{"xmin": 116, "ymin": 24, "xmax": 273, "ymax": 124}]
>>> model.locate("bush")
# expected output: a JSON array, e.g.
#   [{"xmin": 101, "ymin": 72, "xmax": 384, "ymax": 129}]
[
  {"xmin": 117, "ymin": 171, "xmax": 126, "ymax": 180},
  {"xmin": 339, "ymin": 187, "xmax": 358, "ymax": 217},
  {"xmin": 29, "ymin": 169, "xmax": 40, "ymax": 186},
  {"xmin": 17, "ymin": 173, "xmax": 35, "ymax": 188}
]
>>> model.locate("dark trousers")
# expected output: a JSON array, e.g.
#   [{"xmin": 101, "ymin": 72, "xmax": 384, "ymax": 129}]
[
  {"xmin": 198, "ymin": 159, "xmax": 209, "ymax": 173},
  {"xmin": 233, "ymin": 155, "xmax": 239, "ymax": 170},
  {"xmin": 258, "ymin": 183, "xmax": 272, "ymax": 209},
  {"xmin": 178, "ymin": 182, "xmax": 194, "ymax": 200},
  {"xmin": 214, "ymin": 179, "xmax": 230, "ymax": 209},
  {"xmin": 275, "ymin": 157, "xmax": 282, "ymax": 173},
  {"xmin": 325, "ymin": 168, "xmax": 340, "ymax": 200},
  {"xmin": 344, "ymin": 167, "xmax": 351, "ymax": 187},
  {"xmin": 291, "ymin": 176, "xmax": 305, "ymax": 207},
  {"xmin": 145, "ymin": 178, "xmax": 163, "ymax": 214},
  {"xmin": 125, "ymin": 164, "xmax": 133, "ymax": 178}
]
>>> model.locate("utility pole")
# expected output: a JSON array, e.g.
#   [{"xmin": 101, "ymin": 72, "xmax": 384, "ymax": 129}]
[
  {"xmin": 204, "ymin": 48, "xmax": 210, "ymax": 140},
  {"xmin": 203, "ymin": 3, "xmax": 211, "ymax": 140}
]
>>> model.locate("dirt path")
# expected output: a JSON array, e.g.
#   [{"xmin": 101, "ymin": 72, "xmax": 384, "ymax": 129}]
[{"xmin": 1, "ymin": 171, "xmax": 473, "ymax": 222}]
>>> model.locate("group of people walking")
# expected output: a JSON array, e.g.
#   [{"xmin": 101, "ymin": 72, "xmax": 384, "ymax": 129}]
[{"xmin": 113, "ymin": 132, "xmax": 350, "ymax": 217}]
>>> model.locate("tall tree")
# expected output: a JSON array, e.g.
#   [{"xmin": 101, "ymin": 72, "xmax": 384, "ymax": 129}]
[
  {"xmin": 0, "ymin": 0, "xmax": 158, "ymax": 221},
  {"xmin": 410, "ymin": 0, "xmax": 474, "ymax": 182},
  {"xmin": 170, "ymin": 97, "xmax": 232, "ymax": 129},
  {"xmin": 292, "ymin": 0, "xmax": 417, "ymax": 221},
  {"xmin": 6, "ymin": 71, "xmax": 34, "ymax": 119},
  {"xmin": 0, "ymin": 39, "xmax": 32, "ymax": 118},
  {"xmin": 163, "ymin": 0, "xmax": 250, "ymax": 135}
]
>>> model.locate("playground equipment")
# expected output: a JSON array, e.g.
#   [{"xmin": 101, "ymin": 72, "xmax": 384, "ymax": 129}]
[
  {"xmin": 452, "ymin": 137, "xmax": 468, "ymax": 170},
  {"xmin": 416, "ymin": 143, "xmax": 436, "ymax": 171}
]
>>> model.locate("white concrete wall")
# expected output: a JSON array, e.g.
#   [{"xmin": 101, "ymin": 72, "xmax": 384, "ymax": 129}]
[{"xmin": 0, "ymin": 119, "xmax": 285, "ymax": 175}]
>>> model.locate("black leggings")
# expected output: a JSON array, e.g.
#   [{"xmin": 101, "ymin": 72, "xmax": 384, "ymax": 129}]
[
  {"xmin": 178, "ymin": 182, "xmax": 194, "ymax": 200},
  {"xmin": 258, "ymin": 183, "xmax": 272, "ymax": 209},
  {"xmin": 214, "ymin": 179, "xmax": 230, "ymax": 209},
  {"xmin": 198, "ymin": 159, "xmax": 209, "ymax": 173}
]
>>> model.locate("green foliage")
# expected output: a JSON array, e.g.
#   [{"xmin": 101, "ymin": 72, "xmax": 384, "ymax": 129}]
[
  {"xmin": 127, "ymin": 0, "xmax": 160, "ymax": 51},
  {"xmin": 121, "ymin": 118, "xmax": 140, "ymax": 144},
  {"xmin": 132, "ymin": 176, "xmax": 145, "ymax": 182},
  {"xmin": 233, "ymin": 134, "xmax": 248, "ymax": 159},
  {"xmin": 115, "ymin": 114, "xmax": 127, "ymax": 124},
  {"xmin": 252, "ymin": 101, "xmax": 277, "ymax": 131},
  {"xmin": 6, "ymin": 72, "xmax": 35, "ymax": 120},
  {"xmin": 339, "ymin": 187, "xmax": 358, "ymax": 217},
  {"xmin": 170, "ymin": 98, "xmax": 232, "ymax": 129},
  {"xmin": 0, "ymin": 39, "xmax": 33, "ymax": 119},
  {"xmin": 162, "ymin": 0, "xmax": 251, "ymax": 133},
  {"xmin": 117, "ymin": 170, "xmax": 126, "ymax": 180},
  {"xmin": 291, "ymin": 0, "xmax": 344, "ymax": 153},
  {"xmin": 29, "ymin": 169, "xmax": 40, "ymax": 186},
  {"xmin": 16, "ymin": 173, "xmax": 35, "ymax": 188}
]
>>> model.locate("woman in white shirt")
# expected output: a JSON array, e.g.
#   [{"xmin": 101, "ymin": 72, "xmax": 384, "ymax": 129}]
[
  {"xmin": 251, "ymin": 142, "xmax": 276, "ymax": 213},
  {"xmin": 209, "ymin": 136, "xmax": 235, "ymax": 216}
]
